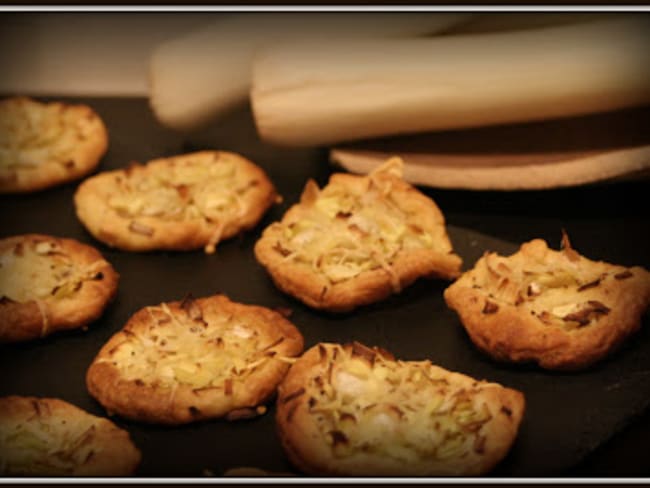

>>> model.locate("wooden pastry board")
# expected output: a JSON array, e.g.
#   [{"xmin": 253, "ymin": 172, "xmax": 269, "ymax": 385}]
[{"xmin": 331, "ymin": 107, "xmax": 650, "ymax": 190}]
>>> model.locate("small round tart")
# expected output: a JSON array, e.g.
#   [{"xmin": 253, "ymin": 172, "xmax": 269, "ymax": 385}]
[
  {"xmin": 0, "ymin": 234, "xmax": 119, "ymax": 343},
  {"xmin": 74, "ymin": 150, "xmax": 278, "ymax": 253},
  {"xmin": 444, "ymin": 234, "xmax": 650, "ymax": 370},
  {"xmin": 0, "ymin": 396, "xmax": 141, "ymax": 476},
  {"xmin": 255, "ymin": 158, "xmax": 462, "ymax": 312},
  {"xmin": 0, "ymin": 97, "xmax": 108, "ymax": 193},
  {"xmin": 276, "ymin": 342, "xmax": 524, "ymax": 476},
  {"xmin": 86, "ymin": 294, "xmax": 304, "ymax": 425}
]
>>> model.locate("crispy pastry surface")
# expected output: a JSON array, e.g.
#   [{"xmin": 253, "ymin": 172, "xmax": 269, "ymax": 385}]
[
  {"xmin": 86, "ymin": 294, "xmax": 304, "ymax": 424},
  {"xmin": 276, "ymin": 342, "xmax": 524, "ymax": 476},
  {"xmin": 0, "ymin": 396, "xmax": 140, "ymax": 476},
  {"xmin": 74, "ymin": 150, "xmax": 277, "ymax": 253},
  {"xmin": 0, "ymin": 97, "xmax": 108, "ymax": 193},
  {"xmin": 0, "ymin": 234, "xmax": 119, "ymax": 343},
  {"xmin": 444, "ymin": 235, "xmax": 650, "ymax": 370},
  {"xmin": 255, "ymin": 158, "xmax": 462, "ymax": 312}
]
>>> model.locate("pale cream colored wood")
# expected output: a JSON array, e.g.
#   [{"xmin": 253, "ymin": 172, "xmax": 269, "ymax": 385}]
[
  {"xmin": 252, "ymin": 18, "xmax": 650, "ymax": 147},
  {"xmin": 330, "ymin": 107, "xmax": 650, "ymax": 190},
  {"xmin": 148, "ymin": 13, "xmax": 472, "ymax": 131},
  {"xmin": 331, "ymin": 146, "xmax": 650, "ymax": 190}
]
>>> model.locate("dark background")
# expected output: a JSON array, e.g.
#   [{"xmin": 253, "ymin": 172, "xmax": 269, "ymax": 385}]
[{"xmin": 0, "ymin": 98, "xmax": 649, "ymax": 477}]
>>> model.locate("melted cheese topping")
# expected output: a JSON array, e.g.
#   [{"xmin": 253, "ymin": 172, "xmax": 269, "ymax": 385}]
[
  {"xmin": 107, "ymin": 155, "xmax": 255, "ymax": 225},
  {"xmin": 303, "ymin": 344, "xmax": 493, "ymax": 464},
  {"xmin": 0, "ymin": 99, "xmax": 92, "ymax": 169},
  {"xmin": 0, "ymin": 239, "xmax": 102, "ymax": 303},
  {"xmin": 0, "ymin": 399, "xmax": 100, "ymax": 475},
  {"xmin": 471, "ymin": 242, "xmax": 626, "ymax": 331},
  {"xmin": 102, "ymin": 301, "xmax": 286, "ymax": 390},
  {"xmin": 273, "ymin": 163, "xmax": 444, "ymax": 287}
]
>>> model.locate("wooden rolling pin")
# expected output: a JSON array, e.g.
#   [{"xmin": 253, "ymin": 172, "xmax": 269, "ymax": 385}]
[
  {"xmin": 251, "ymin": 17, "xmax": 650, "ymax": 147},
  {"xmin": 149, "ymin": 13, "xmax": 472, "ymax": 130}
]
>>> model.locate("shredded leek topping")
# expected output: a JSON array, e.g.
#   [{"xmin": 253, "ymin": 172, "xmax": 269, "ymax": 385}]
[
  {"xmin": 100, "ymin": 300, "xmax": 289, "ymax": 390},
  {"xmin": 471, "ymin": 239, "xmax": 622, "ymax": 331},
  {"xmin": 272, "ymin": 161, "xmax": 446, "ymax": 288},
  {"xmin": 0, "ymin": 400, "xmax": 100, "ymax": 475},
  {"xmin": 107, "ymin": 155, "xmax": 255, "ymax": 225},
  {"xmin": 0, "ymin": 239, "xmax": 105, "ymax": 304},
  {"xmin": 0, "ymin": 99, "xmax": 89, "ymax": 169},
  {"xmin": 304, "ymin": 344, "xmax": 493, "ymax": 464}
]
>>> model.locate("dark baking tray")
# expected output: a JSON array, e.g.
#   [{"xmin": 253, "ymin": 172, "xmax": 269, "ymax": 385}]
[{"xmin": 1, "ymin": 98, "xmax": 649, "ymax": 477}]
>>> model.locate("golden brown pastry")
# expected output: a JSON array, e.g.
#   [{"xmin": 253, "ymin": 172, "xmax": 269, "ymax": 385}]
[
  {"xmin": 255, "ymin": 158, "xmax": 462, "ymax": 312},
  {"xmin": 0, "ymin": 97, "xmax": 108, "ymax": 193},
  {"xmin": 0, "ymin": 396, "xmax": 140, "ymax": 476},
  {"xmin": 0, "ymin": 234, "xmax": 118, "ymax": 343},
  {"xmin": 276, "ymin": 342, "xmax": 524, "ymax": 475},
  {"xmin": 86, "ymin": 294, "xmax": 304, "ymax": 424},
  {"xmin": 74, "ymin": 150, "xmax": 278, "ymax": 253},
  {"xmin": 444, "ymin": 234, "xmax": 650, "ymax": 370}
]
